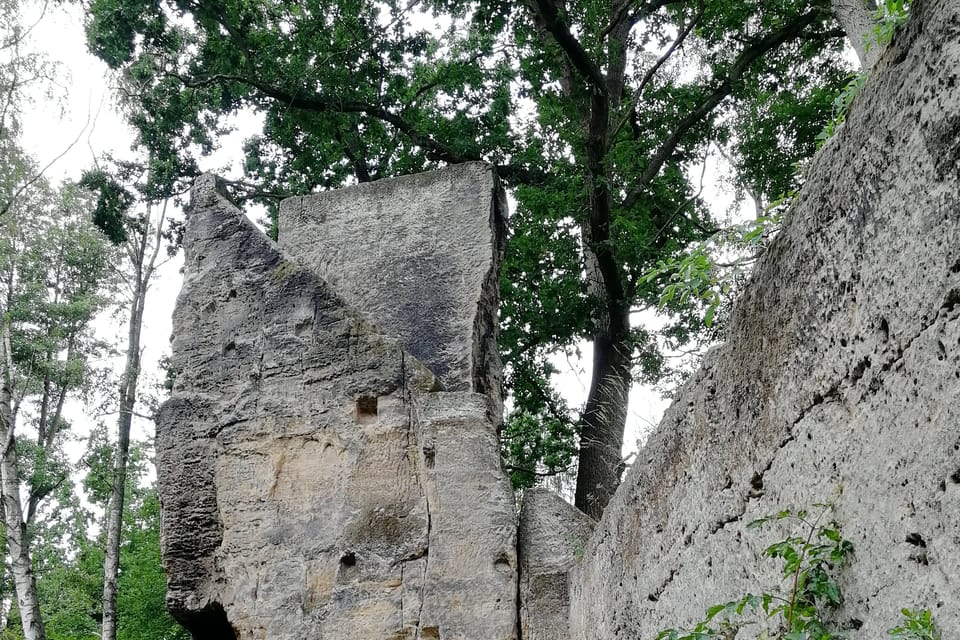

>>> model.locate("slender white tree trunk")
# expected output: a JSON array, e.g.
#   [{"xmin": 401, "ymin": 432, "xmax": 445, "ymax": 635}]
[
  {"xmin": 101, "ymin": 200, "xmax": 165, "ymax": 640},
  {"xmin": 0, "ymin": 327, "xmax": 46, "ymax": 640},
  {"xmin": 100, "ymin": 285, "xmax": 143, "ymax": 640}
]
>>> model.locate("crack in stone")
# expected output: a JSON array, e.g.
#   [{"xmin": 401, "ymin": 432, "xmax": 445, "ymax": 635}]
[
  {"xmin": 647, "ymin": 567, "xmax": 678, "ymax": 603},
  {"xmin": 402, "ymin": 351, "xmax": 431, "ymax": 640},
  {"xmin": 709, "ymin": 510, "xmax": 745, "ymax": 534},
  {"xmin": 747, "ymin": 433, "xmax": 797, "ymax": 503},
  {"xmin": 745, "ymin": 293, "xmax": 959, "ymax": 535}
]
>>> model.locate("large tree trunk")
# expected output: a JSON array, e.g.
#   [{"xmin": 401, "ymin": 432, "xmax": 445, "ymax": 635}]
[
  {"xmin": 574, "ymin": 330, "xmax": 632, "ymax": 518},
  {"xmin": 0, "ymin": 328, "xmax": 46, "ymax": 640},
  {"xmin": 572, "ymin": 10, "xmax": 633, "ymax": 520},
  {"xmin": 832, "ymin": 0, "xmax": 879, "ymax": 67}
]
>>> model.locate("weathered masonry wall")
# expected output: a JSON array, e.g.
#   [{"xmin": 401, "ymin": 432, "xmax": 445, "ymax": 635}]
[
  {"xmin": 278, "ymin": 163, "xmax": 508, "ymax": 418},
  {"xmin": 158, "ymin": 2, "xmax": 960, "ymax": 635},
  {"xmin": 569, "ymin": 1, "xmax": 960, "ymax": 638},
  {"xmin": 157, "ymin": 166, "xmax": 517, "ymax": 640}
]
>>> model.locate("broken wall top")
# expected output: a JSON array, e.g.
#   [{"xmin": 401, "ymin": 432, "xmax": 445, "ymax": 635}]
[{"xmin": 278, "ymin": 162, "xmax": 507, "ymax": 416}]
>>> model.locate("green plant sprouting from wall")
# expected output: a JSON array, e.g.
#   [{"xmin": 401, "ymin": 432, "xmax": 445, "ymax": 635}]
[
  {"xmin": 815, "ymin": 73, "xmax": 866, "ymax": 148},
  {"xmin": 654, "ymin": 503, "xmax": 941, "ymax": 640},
  {"xmin": 871, "ymin": 0, "xmax": 912, "ymax": 52},
  {"xmin": 641, "ymin": 194, "xmax": 791, "ymax": 329},
  {"xmin": 888, "ymin": 609, "xmax": 942, "ymax": 640},
  {"xmin": 818, "ymin": 0, "xmax": 912, "ymax": 147},
  {"xmin": 648, "ymin": 0, "xmax": 913, "ymax": 332},
  {"xmin": 655, "ymin": 504, "xmax": 853, "ymax": 640}
]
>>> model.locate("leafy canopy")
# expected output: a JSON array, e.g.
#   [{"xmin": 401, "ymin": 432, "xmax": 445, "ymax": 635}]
[{"xmin": 84, "ymin": 0, "xmax": 853, "ymax": 492}]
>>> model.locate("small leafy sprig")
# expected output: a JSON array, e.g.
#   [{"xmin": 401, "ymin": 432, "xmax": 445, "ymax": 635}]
[
  {"xmin": 888, "ymin": 609, "xmax": 942, "ymax": 640},
  {"xmin": 747, "ymin": 506, "xmax": 853, "ymax": 639},
  {"xmin": 870, "ymin": 0, "xmax": 911, "ymax": 51},
  {"xmin": 654, "ymin": 504, "xmax": 854, "ymax": 640},
  {"xmin": 642, "ymin": 204, "xmax": 786, "ymax": 329}
]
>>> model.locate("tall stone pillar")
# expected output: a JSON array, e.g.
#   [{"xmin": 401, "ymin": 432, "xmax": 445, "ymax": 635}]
[{"xmin": 157, "ymin": 164, "xmax": 516, "ymax": 640}]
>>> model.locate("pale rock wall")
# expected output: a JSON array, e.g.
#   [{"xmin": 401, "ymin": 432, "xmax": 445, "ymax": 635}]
[
  {"xmin": 570, "ymin": 1, "xmax": 960, "ymax": 637},
  {"xmin": 278, "ymin": 163, "xmax": 507, "ymax": 417},
  {"xmin": 157, "ymin": 171, "xmax": 517, "ymax": 640},
  {"xmin": 517, "ymin": 488, "xmax": 595, "ymax": 640}
]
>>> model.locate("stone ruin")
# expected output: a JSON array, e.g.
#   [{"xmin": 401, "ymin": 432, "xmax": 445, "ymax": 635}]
[
  {"xmin": 158, "ymin": 1, "xmax": 960, "ymax": 638},
  {"xmin": 158, "ymin": 163, "xmax": 518, "ymax": 639}
]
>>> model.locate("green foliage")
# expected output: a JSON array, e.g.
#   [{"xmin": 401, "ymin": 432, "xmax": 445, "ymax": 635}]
[
  {"xmin": 870, "ymin": 0, "xmax": 911, "ymax": 51},
  {"xmin": 503, "ymin": 408, "xmax": 578, "ymax": 490},
  {"xmin": 815, "ymin": 73, "xmax": 866, "ymax": 147},
  {"xmin": 642, "ymin": 202, "xmax": 789, "ymax": 329},
  {"xmin": 83, "ymin": 0, "xmax": 853, "ymax": 501},
  {"xmin": 888, "ymin": 609, "xmax": 942, "ymax": 640},
  {"xmin": 78, "ymin": 169, "xmax": 136, "ymax": 244},
  {"xmin": 116, "ymin": 487, "xmax": 189, "ymax": 640},
  {"xmin": 656, "ymin": 504, "xmax": 854, "ymax": 640}
]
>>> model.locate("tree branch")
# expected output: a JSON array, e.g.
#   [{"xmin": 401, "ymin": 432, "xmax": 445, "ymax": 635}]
[
  {"xmin": 169, "ymin": 71, "xmax": 480, "ymax": 166},
  {"xmin": 611, "ymin": 0, "xmax": 705, "ymax": 141},
  {"xmin": 622, "ymin": 9, "xmax": 823, "ymax": 210},
  {"xmin": 527, "ymin": 0, "xmax": 607, "ymax": 91}
]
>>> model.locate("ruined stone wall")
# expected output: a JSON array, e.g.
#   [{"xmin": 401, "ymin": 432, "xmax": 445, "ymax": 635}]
[
  {"xmin": 158, "ymin": 2, "xmax": 960, "ymax": 636},
  {"xmin": 157, "ymin": 166, "xmax": 517, "ymax": 640},
  {"xmin": 568, "ymin": 1, "xmax": 960, "ymax": 637}
]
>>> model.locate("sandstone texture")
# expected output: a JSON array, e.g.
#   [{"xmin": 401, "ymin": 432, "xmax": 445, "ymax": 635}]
[
  {"xmin": 157, "ymin": 170, "xmax": 516, "ymax": 640},
  {"xmin": 517, "ymin": 488, "xmax": 594, "ymax": 640},
  {"xmin": 278, "ymin": 163, "xmax": 507, "ymax": 417},
  {"xmin": 570, "ymin": 1, "xmax": 960, "ymax": 638}
]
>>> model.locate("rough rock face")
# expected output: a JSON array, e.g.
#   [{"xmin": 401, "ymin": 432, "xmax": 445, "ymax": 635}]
[
  {"xmin": 157, "ymin": 169, "xmax": 517, "ymax": 640},
  {"xmin": 517, "ymin": 489, "xmax": 594, "ymax": 640},
  {"xmin": 570, "ymin": 2, "xmax": 960, "ymax": 638},
  {"xmin": 278, "ymin": 163, "xmax": 507, "ymax": 417}
]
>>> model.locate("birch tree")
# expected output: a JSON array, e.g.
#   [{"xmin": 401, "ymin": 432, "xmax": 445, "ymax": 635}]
[
  {"xmin": 0, "ymin": 159, "xmax": 111, "ymax": 640},
  {"xmin": 79, "ymin": 164, "xmax": 178, "ymax": 640}
]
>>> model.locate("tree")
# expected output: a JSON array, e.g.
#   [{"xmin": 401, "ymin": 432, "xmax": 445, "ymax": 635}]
[
  {"xmin": 0, "ymin": 154, "xmax": 112, "ymax": 640},
  {"xmin": 85, "ymin": 0, "xmax": 857, "ymax": 518},
  {"xmin": 78, "ymin": 163, "xmax": 176, "ymax": 640},
  {"xmin": 81, "ymin": 433, "xmax": 189, "ymax": 640}
]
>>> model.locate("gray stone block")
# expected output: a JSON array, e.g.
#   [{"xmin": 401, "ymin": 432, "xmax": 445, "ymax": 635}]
[{"xmin": 279, "ymin": 162, "xmax": 507, "ymax": 418}]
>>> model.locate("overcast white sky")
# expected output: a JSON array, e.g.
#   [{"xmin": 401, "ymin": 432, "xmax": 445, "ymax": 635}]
[{"xmin": 18, "ymin": 2, "xmax": 256, "ymax": 461}]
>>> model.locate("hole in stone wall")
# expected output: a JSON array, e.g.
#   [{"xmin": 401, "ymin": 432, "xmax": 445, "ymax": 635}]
[
  {"xmin": 228, "ymin": 289, "xmax": 237, "ymax": 299},
  {"xmin": 294, "ymin": 319, "xmax": 312, "ymax": 337},
  {"xmin": 493, "ymin": 553, "xmax": 512, "ymax": 574},
  {"xmin": 174, "ymin": 601, "xmax": 237, "ymax": 640},
  {"xmin": 338, "ymin": 551, "xmax": 359, "ymax": 582},
  {"xmin": 222, "ymin": 341, "xmax": 236, "ymax": 356},
  {"xmin": 422, "ymin": 443, "xmax": 436, "ymax": 468},
  {"xmin": 905, "ymin": 532, "xmax": 926, "ymax": 547},
  {"xmin": 355, "ymin": 396, "xmax": 378, "ymax": 424}
]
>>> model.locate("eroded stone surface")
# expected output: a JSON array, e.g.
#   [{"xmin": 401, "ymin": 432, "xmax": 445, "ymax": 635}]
[
  {"xmin": 158, "ymin": 173, "xmax": 516, "ymax": 640},
  {"xmin": 518, "ymin": 488, "xmax": 594, "ymax": 640},
  {"xmin": 278, "ymin": 163, "xmax": 507, "ymax": 417},
  {"xmin": 569, "ymin": 2, "xmax": 960, "ymax": 638}
]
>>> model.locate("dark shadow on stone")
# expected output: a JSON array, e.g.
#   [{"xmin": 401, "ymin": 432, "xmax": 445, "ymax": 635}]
[{"xmin": 174, "ymin": 601, "xmax": 237, "ymax": 640}]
